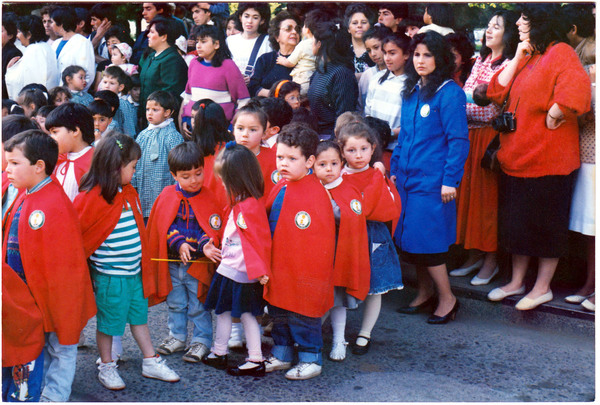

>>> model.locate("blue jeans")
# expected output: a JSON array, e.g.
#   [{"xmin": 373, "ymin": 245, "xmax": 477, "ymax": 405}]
[
  {"xmin": 268, "ymin": 305, "xmax": 323, "ymax": 365},
  {"xmin": 2, "ymin": 351, "xmax": 44, "ymax": 402},
  {"xmin": 167, "ymin": 262, "xmax": 212, "ymax": 346},
  {"xmin": 41, "ymin": 332, "xmax": 77, "ymax": 402}
]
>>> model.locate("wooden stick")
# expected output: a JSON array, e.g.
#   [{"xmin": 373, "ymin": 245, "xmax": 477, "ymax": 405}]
[{"xmin": 151, "ymin": 258, "xmax": 213, "ymax": 264}]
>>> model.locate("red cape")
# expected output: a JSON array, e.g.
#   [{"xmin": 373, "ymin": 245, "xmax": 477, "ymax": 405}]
[
  {"xmin": 2, "ymin": 263, "xmax": 45, "ymax": 367},
  {"xmin": 328, "ymin": 180, "xmax": 370, "ymax": 300},
  {"xmin": 256, "ymin": 146, "xmax": 279, "ymax": 202},
  {"xmin": 2, "ymin": 179, "xmax": 96, "ymax": 345},
  {"xmin": 264, "ymin": 174, "xmax": 335, "ymax": 318},
  {"xmin": 53, "ymin": 147, "xmax": 94, "ymax": 185},
  {"xmin": 73, "ymin": 184, "xmax": 157, "ymax": 304},
  {"xmin": 342, "ymin": 168, "xmax": 401, "ymax": 230},
  {"xmin": 203, "ymin": 143, "xmax": 228, "ymax": 210},
  {"xmin": 147, "ymin": 185, "xmax": 224, "ymax": 304},
  {"xmin": 227, "ymin": 197, "xmax": 271, "ymax": 281}
]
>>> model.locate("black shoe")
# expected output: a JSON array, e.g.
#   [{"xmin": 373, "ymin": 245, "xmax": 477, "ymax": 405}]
[
  {"xmin": 427, "ymin": 300, "xmax": 460, "ymax": 324},
  {"xmin": 351, "ymin": 335, "xmax": 371, "ymax": 355},
  {"xmin": 397, "ymin": 295, "xmax": 437, "ymax": 314},
  {"xmin": 201, "ymin": 353, "xmax": 228, "ymax": 370},
  {"xmin": 226, "ymin": 361, "xmax": 266, "ymax": 377}
]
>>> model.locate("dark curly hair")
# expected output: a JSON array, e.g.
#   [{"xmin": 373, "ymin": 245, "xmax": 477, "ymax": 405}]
[
  {"xmin": 343, "ymin": 4, "xmax": 376, "ymax": 31},
  {"xmin": 479, "ymin": 10, "xmax": 519, "ymax": 68},
  {"xmin": 518, "ymin": 3, "xmax": 567, "ymax": 55},
  {"xmin": 267, "ymin": 10, "xmax": 300, "ymax": 51},
  {"xmin": 402, "ymin": 31, "xmax": 455, "ymax": 101}
]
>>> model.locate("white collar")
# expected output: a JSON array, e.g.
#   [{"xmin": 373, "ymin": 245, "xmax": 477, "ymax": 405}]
[
  {"xmin": 147, "ymin": 118, "xmax": 173, "ymax": 130},
  {"xmin": 343, "ymin": 164, "xmax": 369, "ymax": 174},
  {"xmin": 323, "ymin": 176, "xmax": 343, "ymax": 189},
  {"xmin": 67, "ymin": 146, "xmax": 92, "ymax": 160}
]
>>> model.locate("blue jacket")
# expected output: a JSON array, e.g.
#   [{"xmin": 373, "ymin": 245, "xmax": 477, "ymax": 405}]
[{"xmin": 390, "ymin": 80, "xmax": 469, "ymax": 254}]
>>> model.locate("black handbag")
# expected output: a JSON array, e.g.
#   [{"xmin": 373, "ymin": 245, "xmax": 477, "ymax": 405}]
[{"xmin": 480, "ymin": 133, "xmax": 500, "ymax": 172}]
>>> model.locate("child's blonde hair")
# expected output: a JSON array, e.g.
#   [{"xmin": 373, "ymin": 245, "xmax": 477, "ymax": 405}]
[{"xmin": 334, "ymin": 111, "xmax": 364, "ymax": 138}]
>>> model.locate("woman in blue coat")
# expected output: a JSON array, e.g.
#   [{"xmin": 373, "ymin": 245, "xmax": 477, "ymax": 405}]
[{"xmin": 390, "ymin": 31, "xmax": 469, "ymax": 324}]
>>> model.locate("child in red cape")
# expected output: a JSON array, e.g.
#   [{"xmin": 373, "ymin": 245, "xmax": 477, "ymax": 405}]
[
  {"xmin": 313, "ymin": 140, "xmax": 370, "ymax": 362},
  {"xmin": 201, "ymin": 142, "xmax": 271, "ymax": 377},
  {"xmin": 73, "ymin": 133, "xmax": 180, "ymax": 391},
  {"xmin": 147, "ymin": 142, "xmax": 223, "ymax": 363},
  {"xmin": 339, "ymin": 122, "xmax": 403, "ymax": 356},
  {"xmin": 264, "ymin": 123, "xmax": 336, "ymax": 381},
  {"xmin": 45, "ymin": 103, "xmax": 95, "ymax": 201},
  {"xmin": 3, "ymin": 130, "xmax": 96, "ymax": 402}
]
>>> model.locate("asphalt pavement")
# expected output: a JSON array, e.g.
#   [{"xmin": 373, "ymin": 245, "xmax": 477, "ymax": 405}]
[{"xmin": 69, "ymin": 286, "xmax": 594, "ymax": 402}]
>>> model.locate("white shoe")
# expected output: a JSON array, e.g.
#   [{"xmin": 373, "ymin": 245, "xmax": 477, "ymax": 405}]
[
  {"xmin": 265, "ymin": 355, "xmax": 292, "ymax": 372},
  {"xmin": 156, "ymin": 336, "xmax": 186, "ymax": 355},
  {"xmin": 182, "ymin": 342, "xmax": 209, "ymax": 363},
  {"xmin": 515, "ymin": 291, "xmax": 553, "ymax": 311},
  {"xmin": 95, "ymin": 352, "xmax": 121, "ymax": 365},
  {"xmin": 142, "ymin": 355, "xmax": 180, "ymax": 382},
  {"xmin": 449, "ymin": 258, "xmax": 484, "ymax": 277},
  {"xmin": 98, "ymin": 361, "xmax": 125, "ymax": 390},
  {"xmin": 228, "ymin": 323, "xmax": 245, "ymax": 349},
  {"xmin": 329, "ymin": 341, "xmax": 347, "ymax": 361},
  {"xmin": 487, "ymin": 285, "xmax": 526, "ymax": 301},
  {"xmin": 470, "ymin": 267, "xmax": 499, "ymax": 286},
  {"xmin": 581, "ymin": 298, "xmax": 595, "ymax": 312},
  {"xmin": 565, "ymin": 294, "xmax": 591, "ymax": 304},
  {"xmin": 285, "ymin": 362, "xmax": 322, "ymax": 380}
]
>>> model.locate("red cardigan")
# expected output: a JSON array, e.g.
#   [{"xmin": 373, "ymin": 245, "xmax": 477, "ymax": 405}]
[{"xmin": 487, "ymin": 43, "xmax": 591, "ymax": 177}]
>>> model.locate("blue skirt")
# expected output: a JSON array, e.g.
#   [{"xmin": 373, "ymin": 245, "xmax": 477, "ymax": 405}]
[
  {"xmin": 367, "ymin": 221, "xmax": 403, "ymax": 295},
  {"xmin": 204, "ymin": 273, "xmax": 265, "ymax": 318}
]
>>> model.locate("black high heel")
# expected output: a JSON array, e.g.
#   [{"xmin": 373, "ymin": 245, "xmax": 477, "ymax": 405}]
[
  {"xmin": 397, "ymin": 295, "xmax": 437, "ymax": 314},
  {"xmin": 427, "ymin": 300, "xmax": 459, "ymax": 324}
]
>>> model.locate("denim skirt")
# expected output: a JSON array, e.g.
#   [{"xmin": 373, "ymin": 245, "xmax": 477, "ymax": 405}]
[
  {"xmin": 367, "ymin": 220, "xmax": 403, "ymax": 295},
  {"xmin": 204, "ymin": 273, "xmax": 265, "ymax": 318}
]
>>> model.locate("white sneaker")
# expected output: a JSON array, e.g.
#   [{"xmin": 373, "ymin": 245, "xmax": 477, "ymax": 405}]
[
  {"xmin": 265, "ymin": 355, "xmax": 292, "ymax": 372},
  {"xmin": 98, "ymin": 361, "xmax": 125, "ymax": 390},
  {"xmin": 95, "ymin": 352, "xmax": 121, "ymax": 365},
  {"xmin": 142, "ymin": 355, "xmax": 180, "ymax": 382},
  {"xmin": 228, "ymin": 323, "xmax": 245, "ymax": 349},
  {"xmin": 329, "ymin": 341, "xmax": 348, "ymax": 361},
  {"xmin": 285, "ymin": 362, "xmax": 322, "ymax": 380},
  {"xmin": 156, "ymin": 336, "xmax": 186, "ymax": 355},
  {"xmin": 182, "ymin": 342, "xmax": 209, "ymax": 363}
]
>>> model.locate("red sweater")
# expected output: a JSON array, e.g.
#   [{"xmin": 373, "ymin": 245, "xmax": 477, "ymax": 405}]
[{"xmin": 487, "ymin": 43, "xmax": 591, "ymax": 177}]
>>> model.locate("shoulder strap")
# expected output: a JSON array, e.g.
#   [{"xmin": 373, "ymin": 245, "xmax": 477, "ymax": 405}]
[{"xmin": 245, "ymin": 34, "xmax": 267, "ymax": 76}]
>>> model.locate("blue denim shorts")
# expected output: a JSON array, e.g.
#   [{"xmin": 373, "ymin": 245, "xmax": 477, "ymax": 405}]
[{"xmin": 367, "ymin": 221, "xmax": 404, "ymax": 295}]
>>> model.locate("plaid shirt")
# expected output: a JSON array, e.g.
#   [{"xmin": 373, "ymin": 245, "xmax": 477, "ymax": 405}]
[
  {"xmin": 108, "ymin": 98, "xmax": 138, "ymax": 138},
  {"xmin": 131, "ymin": 119, "xmax": 184, "ymax": 217},
  {"xmin": 464, "ymin": 55, "xmax": 509, "ymax": 128},
  {"xmin": 365, "ymin": 70, "xmax": 406, "ymax": 150}
]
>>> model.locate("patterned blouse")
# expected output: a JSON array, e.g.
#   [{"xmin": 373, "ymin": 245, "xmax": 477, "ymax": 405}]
[{"xmin": 463, "ymin": 55, "xmax": 510, "ymax": 129}]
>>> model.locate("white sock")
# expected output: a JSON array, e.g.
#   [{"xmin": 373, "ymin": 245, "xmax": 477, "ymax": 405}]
[
  {"xmin": 357, "ymin": 295, "xmax": 381, "ymax": 346},
  {"xmin": 214, "ymin": 312, "xmax": 232, "ymax": 356},
  {"xmin": 240, "ymin": 313, "xmax": 262, "ymax": 362},
  {"xmin": 330, "ymin": 306, "xmax": 347, "ymax": 344},
  {"xmin": 112, "ymin": 335, "xmax": 123, "ymax": 358}
]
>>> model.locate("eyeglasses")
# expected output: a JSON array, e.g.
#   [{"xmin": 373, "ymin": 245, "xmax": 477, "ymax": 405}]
[{"xmin": 280, "ymin": 25, "xmax": 299, "ymax": 33}]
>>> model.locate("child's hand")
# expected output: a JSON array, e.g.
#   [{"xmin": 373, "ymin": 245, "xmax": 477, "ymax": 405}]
[
  {"xmin": 181, "ymin": 122, "xmax": 192, "ymax": 139},
  {"xmin": 179, "ymin": 243, "xmax": 196, "ymax": 264},
  {"xmin": 203, "ymin": 238, "xmax": 222, "ymax": 263},
  {"xmin": 373, "ymin": 161, "xmax": 386, "ymax": 175},
  {"xmin": 258, "ymin": 275, "xmax": 269, "ymax": 285},
  {"xmin": 276, "ymin": 55, "xmax": 286, "ymax": 65}
]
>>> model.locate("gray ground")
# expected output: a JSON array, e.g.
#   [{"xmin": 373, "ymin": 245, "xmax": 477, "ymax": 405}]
[{"xmin": 70, "ymin": 288, "xmax": 594, "ymax": 402}]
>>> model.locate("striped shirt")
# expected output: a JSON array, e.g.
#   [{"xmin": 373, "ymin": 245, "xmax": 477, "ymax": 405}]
[{"xmin": 90, "ymin": 203, "xmax": 142, "ymax": 276}]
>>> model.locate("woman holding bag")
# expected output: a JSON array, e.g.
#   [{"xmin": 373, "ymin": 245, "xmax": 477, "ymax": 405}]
[
  {"xmin": 451, "ymin": 10, "xmax": 518, "ymax": 285},
  {"xmin": 486, "ymin": 4, "xmax": 591, "ymax": 310}
]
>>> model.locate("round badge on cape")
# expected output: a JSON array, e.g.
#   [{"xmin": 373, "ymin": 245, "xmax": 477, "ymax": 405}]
[
  {"xmin": 209, "ymin": 214, "xmax": 222, "ymax": 230},
  {"xmin": 236, "ymin": 213, "xmax": 247, "ymax": 229},
  {"xmin": 350, "ymin": 199, "xmax": 362, "ymax": 215},
  {"xmin": 28, "ymin": 210, "xmax": 45, "ymax": 230},
  {"xmin": 271, "ymin": 170, "xmax": 281, "ymax": 184},
  {"xmin": 420, "ymin": 104, "xmax": 430, "ymax": 118},
  {"xmin": 295, "ymin": 211, "xmax": 311, "ymax": 229}
]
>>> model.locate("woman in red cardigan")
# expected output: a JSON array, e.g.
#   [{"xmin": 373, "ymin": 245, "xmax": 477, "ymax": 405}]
[{"xmin": 486, "ymin": 3, "xmax": 591, "ymax": 311}]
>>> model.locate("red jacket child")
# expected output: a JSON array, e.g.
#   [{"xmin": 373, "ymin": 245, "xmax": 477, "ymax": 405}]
[
  {"xmin": 264, "ymin": 174, "xmax": 336, "ymax": 318},
  {"xmin": 2, "ymin": 179, "xmax": 96, "ymax": 346},
  {"xmin": 147, "ymin": 184, "xmax": 224, "ymax": 304}
]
